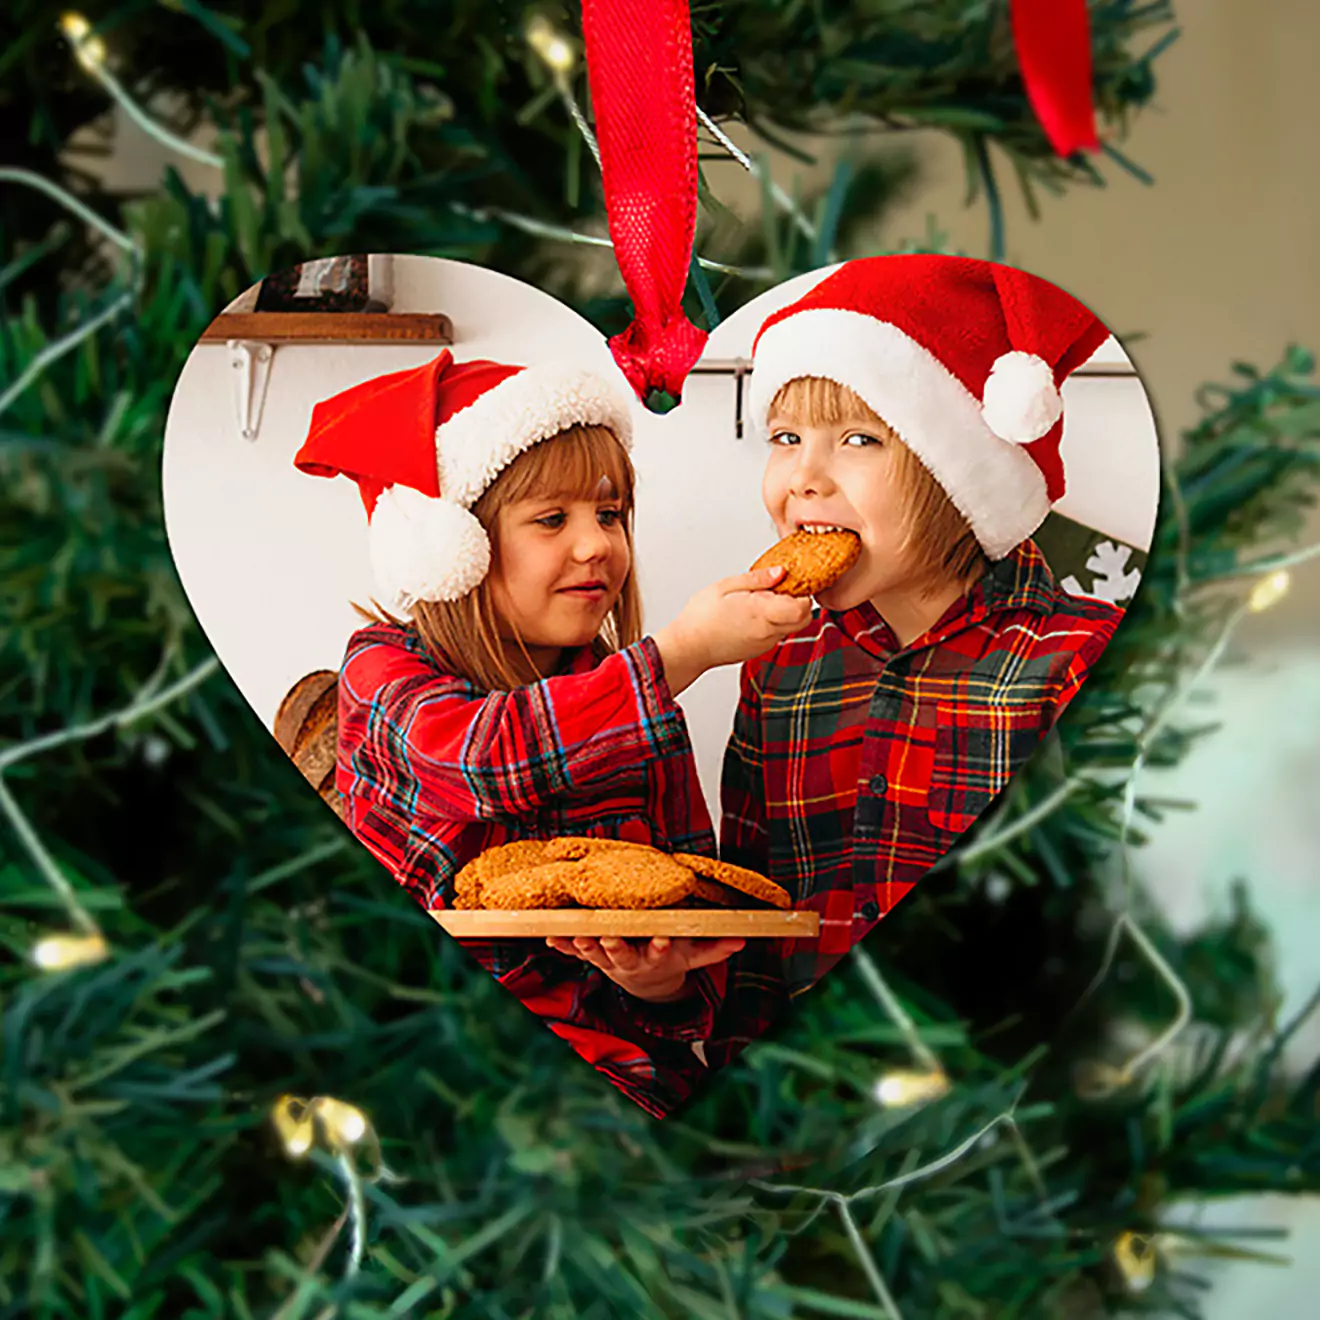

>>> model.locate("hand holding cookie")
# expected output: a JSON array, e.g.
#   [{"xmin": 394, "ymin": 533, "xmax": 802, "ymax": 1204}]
[{"xmin": 655, "ymin": 565, "xmax": 812, "ymax": 695}]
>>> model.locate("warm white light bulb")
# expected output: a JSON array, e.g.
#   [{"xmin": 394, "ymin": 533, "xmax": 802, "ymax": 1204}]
[
  {"xmin": 59, "ymin": 12, "xmax": 107, "ymax": 72},
  {"xmin": 1248, "ymin": 569, "xmax": 1290, "ymax": 614},
  {"xmin": 544, "ymin": 37, "xmax": 575, "ymax": 74},
  {"xmin": 31, "ymin": 933, "xmax": 109, "ymax": 971},
  {"xmin": 1113, "ymin": 1231, "xmax": 1157, "ymax": 1292},
  {"xmin": 872, "ymin": 1068, "xmax": 950, "ymax": 1108},
  {"xmin": 526, "ymin": 16, "xmax": 577, "ymax": 76},
  {"xmin": 316, "ymin": 1097, "xmax": 369, "ymax": 1147}
]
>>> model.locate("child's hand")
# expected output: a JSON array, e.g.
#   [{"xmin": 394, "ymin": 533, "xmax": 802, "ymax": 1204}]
[
  {"xmin": 654, "ymin": 566, "xmax": 812, "ymax": 695},
  {"xmin": 544, "ymin": 935, "xmax": 746, "ymax": 1003}
]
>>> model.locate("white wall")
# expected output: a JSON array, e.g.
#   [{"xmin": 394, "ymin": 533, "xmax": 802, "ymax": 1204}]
[
  {"xmin": 162, "ymin": 255, "xmax": 626, "ymax": 729},
  {"xmin": 163, "ymin": 256, "xmax": 1160, "ymax": 823}
]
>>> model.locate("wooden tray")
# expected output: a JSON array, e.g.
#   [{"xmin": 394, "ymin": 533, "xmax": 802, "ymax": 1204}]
[{"xmin": 430, "ymin": 909, "xmax": 820, "ymax": 938}]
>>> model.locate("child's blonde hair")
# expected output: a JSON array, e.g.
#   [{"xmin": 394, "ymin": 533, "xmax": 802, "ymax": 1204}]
[
  {"xmin": 770, "ymin": 376, "xmax": 989, "ymax": 596},
  {"xmin": 357, "ymin": 423, "xmax": 642, "ymax": 690}
]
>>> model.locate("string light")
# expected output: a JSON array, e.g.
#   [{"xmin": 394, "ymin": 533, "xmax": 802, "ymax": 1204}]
[
  {"xmin": 525, "ymin": 15, "xmax": 578, "ymax": 77},
  {"xmin": 271, "ymin": 1094, "xmax": 372, "ymax": 1159},
  {"xmin": 315, "ymin": 1096, "xmax": 369, "ymax": 1147},
  {"xmin": 30, "ymin": 932, "xmax": 109, "ymax": 971},
  {"xmin": 872, "ymin": 1068, "xmax": 951, "ymax": 1109},
  {"xmin": 1248, "ymin": 568, "xmax": 1290, "ymax": 613},
  {"xmin": 271, "ymin": 1096, "xmax": 387, "ymax": 1281},
  {"xmin": 56, "ymin": 13, "xmax": 223, "ymax": 168},
  {"xmin": 1112, "ymin": 1231, "xmax": 1158, "ymax": 1292},
  {"xmin": 59, "ymin": 13, "xmax": 106, "ymax": 73},
  {"xmin": 272, "ymin": 1095, "xmax": 318, "ymax": 1157}
]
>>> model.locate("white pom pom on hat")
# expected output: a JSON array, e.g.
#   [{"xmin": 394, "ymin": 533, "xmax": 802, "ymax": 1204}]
[
  {"xmin": 294, "ymin": 349, "xmax": 634, "ymax": 610},
  {"xmin": 981, "ymin": 350, "xmax": 1064, "ymax": 444},
  {"xmin": 368, "ymin": 485, "xmax": 490, "ymax": 613}
]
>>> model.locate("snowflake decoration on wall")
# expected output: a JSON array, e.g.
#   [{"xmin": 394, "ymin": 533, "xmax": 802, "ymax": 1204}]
[{"xmin": 1062, "ymin": 540, "xmax": 1143, "ymax": 606}]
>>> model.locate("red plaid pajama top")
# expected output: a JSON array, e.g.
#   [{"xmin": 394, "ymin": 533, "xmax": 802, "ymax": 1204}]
[
  {"xmin": 703, "ymin": 540, "xmax": 1123, "ymax": 1067},
  {"xmin": 336, "ymin": 621, "xmax": 726, "ymax": 1118}
]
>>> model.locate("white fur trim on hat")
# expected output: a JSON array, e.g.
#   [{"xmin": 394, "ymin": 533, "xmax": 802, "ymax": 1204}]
[
  {"xmin": 369, "ymin": 484, "xmax": 491, "ymax": 612},
  {"xmin": 982, "ymin": 351, "xmax": 1062, "ymax": 444},
  {"xmin": 438, "ymin": 363, "xmax": 634, "ymax": 510},
  {"xmin": 750, "ymin": 308, "xmax": 1052, "ymax": 559}
]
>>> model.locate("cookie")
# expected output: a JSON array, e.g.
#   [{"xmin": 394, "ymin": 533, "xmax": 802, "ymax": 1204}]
[
  {"xmin": 567, "ymin": 850, "xmax": 696, "ymax": 909},
  {"xmin": 751, "ymin": 528, "xmax": 861, "ymax": 597},
  {"xmin": 689, "ymin": 878, "xmax": 739, "ymax": 907},
  {"xmin": 478, "ymin": 861, "xmax": 579, "ymax": 910},
  {"xmin": 671, "ymin": 854, "xmax": 793, "ymax": 909},
  {"xmin": 453, "ymin": 839, "xmax": 554, "ymax": 908}
]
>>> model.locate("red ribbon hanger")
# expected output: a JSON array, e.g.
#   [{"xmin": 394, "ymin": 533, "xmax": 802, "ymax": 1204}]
[
  {"xmin": 580, "ymin": 0, "xmax": 708, "ymax": 407},
  {"xmin": 1011, "ymin": 0, "xmax": 1100, "ymax": 157},
  {"xmin": 578, "ymin": 0, "xmax": 1097, "ymax": 409}
]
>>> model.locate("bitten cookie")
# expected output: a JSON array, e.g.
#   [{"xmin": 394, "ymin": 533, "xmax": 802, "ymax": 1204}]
[
  {"xmin": 751, "ymin": 528, "xmax": 861, "ymax": 597},
  {"xmin": 672, "ymin": 854, "xmax": 793, "ymax": 909}
]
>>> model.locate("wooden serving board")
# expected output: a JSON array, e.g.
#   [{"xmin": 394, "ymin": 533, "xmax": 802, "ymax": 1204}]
[{"xmin": 430, "ymin": 909, "xmax": 820, "ymax": 938}]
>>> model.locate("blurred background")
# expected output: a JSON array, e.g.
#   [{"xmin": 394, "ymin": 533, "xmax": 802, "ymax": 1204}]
[{"xmin": 7, "ymin": 0, "xmax": 1318, "ymax": 1314}]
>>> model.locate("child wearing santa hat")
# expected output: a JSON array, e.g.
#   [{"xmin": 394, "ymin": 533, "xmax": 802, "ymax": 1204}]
[
  {"xmin": 293, "ymin": 348, "xmax": 808, "ymax": 1117},
  {"xmin": 584, "ymin": 254, "xmax": 1127, "ymax": 1095}
]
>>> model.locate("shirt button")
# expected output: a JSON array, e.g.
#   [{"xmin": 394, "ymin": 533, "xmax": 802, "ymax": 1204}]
[
  {"xmin": 860, "ymin": 901, "xmax": 880, "ymax": 921},
  {"xmin": 869, "ymin": 773, "xmax": 888, "ymax": 796}
]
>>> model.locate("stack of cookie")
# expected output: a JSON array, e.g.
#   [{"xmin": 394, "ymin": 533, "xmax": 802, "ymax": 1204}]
[{"xmin": 453, "ymin": 837, "xmax": 791, "ymax": 912}]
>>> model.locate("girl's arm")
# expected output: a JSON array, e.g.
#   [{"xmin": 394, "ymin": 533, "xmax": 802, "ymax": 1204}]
[{"xmin": 344, "ymin": 635, "xmax": 686, "ymax": 820}]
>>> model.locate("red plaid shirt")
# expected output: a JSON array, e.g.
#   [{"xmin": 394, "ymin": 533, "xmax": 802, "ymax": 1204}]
[
  {"xmin": 701, "ymin": 540, "xmax": 1123, "ymax": 1070},
  {"xmin": 336, "ymin": 621, "xmax": 725, "ymax": 1117}
]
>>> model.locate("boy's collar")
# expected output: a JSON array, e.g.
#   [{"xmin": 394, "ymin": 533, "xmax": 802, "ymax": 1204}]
[
  {"xmin": 826, "ymin": 538, "xmax": 1057, "ymax": 655},
  {"xmin": 977, "ymin": 538, "xmax": 1058, "ymax": 618}
]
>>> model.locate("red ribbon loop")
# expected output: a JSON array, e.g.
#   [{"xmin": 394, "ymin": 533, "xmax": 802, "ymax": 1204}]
[
  {"xmin": 1011, "ymin": 0, "xmax": 1100, "ymax": 158},
  {"xmin": 580, "ymin": 0, "xmax": 708, "ymax": 404}
]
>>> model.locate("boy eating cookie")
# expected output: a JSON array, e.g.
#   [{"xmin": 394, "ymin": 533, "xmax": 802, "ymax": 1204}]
[
  {"xmin": 540, "ymin": 256, "xmax": 1130, "ymax": 1108},
  {"xmin": 706, "ymin": 253, "xmax": 1126, "ymax": 1030}
]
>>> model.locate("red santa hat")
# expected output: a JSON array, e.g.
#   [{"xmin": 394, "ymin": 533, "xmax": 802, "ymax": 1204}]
[
  {"xmin": 294, "ymin": 350, "xmax": 633, "ymax": 612},
  {"xmin": 749, "ymin": 255, "xmax": 1111, "ymax": 560}
]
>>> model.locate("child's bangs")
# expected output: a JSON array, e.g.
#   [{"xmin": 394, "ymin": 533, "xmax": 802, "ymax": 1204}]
[
  {"xmin": 496, "ymin": 423, "xmax": 634, "ymax": 507},
  {"xmin": 769, "ymin": 376, "xmax": 886, "ymax": 430}
]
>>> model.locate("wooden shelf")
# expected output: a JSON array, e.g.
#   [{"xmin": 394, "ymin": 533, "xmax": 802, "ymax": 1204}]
[
  {"xmin": 430, "ymin": 909, "xmax": 820, "ymax": 939},
  {"xmin": 199, "ymin": 312, "xmax": 454, "ymax": 346}
]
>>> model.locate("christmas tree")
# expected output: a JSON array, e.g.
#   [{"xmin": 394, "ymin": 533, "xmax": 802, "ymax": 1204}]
[{"xmin": 3, "ymin": 2, "xmax": 1319, "ymax": 1316}]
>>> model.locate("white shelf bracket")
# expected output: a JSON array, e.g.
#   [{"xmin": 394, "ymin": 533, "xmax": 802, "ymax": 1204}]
[{"xmin": 227, "ymin": 339, "xmax": 274, "ymax": 440}]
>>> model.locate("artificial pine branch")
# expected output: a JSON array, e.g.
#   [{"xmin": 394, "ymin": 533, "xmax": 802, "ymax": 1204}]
[{"xmin": 3, "ymin": 9, "xmax": 1319, "ymax": 1320}]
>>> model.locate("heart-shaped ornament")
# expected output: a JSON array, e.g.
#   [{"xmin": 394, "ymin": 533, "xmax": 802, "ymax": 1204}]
[{"xmin": 162, "ymin": 253, "xmax": 1159, "ymax": 1119}]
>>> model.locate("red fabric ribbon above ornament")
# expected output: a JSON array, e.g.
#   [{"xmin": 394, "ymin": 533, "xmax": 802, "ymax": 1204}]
[
  {"xmin": 1010, "ymin": 0, "xmax": 1100, "ymax": 157},
  {"xmin": 580, "ymin": 0, "xmax": 708, "ymax": 407},
  {"xmin": 579, "ymin": 0, "xmax": 1098, "ymax": 408}
]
